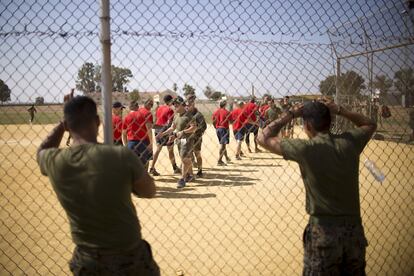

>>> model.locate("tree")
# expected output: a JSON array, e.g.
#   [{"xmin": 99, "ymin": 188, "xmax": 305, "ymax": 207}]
[
  {"xmin": 394, "ymin": 68, "xmax": 414, "ymax": 107},
  {"xmin": 373, "ymin": 75, "xmax": 393, "ymax": 103},
  {"xmin": 319, "ymin": 71, "xmax": 366, "ymax": 97},
  {"xmin": 210, "ymin": 91, "xmax": 223, "ymax": 101},
  {"xmin": 35, "ymin": 96, "xmax": 44, "ymax": 104},
  {"xmin": 203, "ymin": 85, "xmax": 214, "ymax": 99},
  {"xmin": 129, "ymin": 89, "xmax": 140, "ymax": 102},
  {"xmin": 340, "ymin": 71, "xmax": 366, "ymax": 96},
  {"xmin": 76, "ymin": 63, "xmax": 133, "ymax": 94},
  {"xmin": 183, "ymin": 83, "xmax": 196, "ymax": 98},
  {"xmin": 319, "ymin": 75, "xmax": 337, "ymax": 96},
  {"xmin": 112, "ymin": 66, "xmax": 132, "ymax": 92},
  {"xmin": 0, "ymin": 79, "xmax": 11, "ymax": 102},
  {"xmin": 76, "ymin": 62, "xmax": 96, "ymax": 94}
]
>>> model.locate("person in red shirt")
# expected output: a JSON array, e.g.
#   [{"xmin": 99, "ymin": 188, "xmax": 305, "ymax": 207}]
[
  {"xmin": 231, "ymin": 101, "xmax": 247, "ymax": 160},
  {"xmin": 212, "ymin": 100, "xmax": 232, "ymax": 165},
  {"xmin": 112, "ymin": 101, "xmax": 125, "ymax": 145},
  {"xmin": 149, "ymin": 94, "xmax": 180, "ymax": 176},
  {"xmin": 122, "ymin": 100, "xmax": 152, "ymax": 168},
  {"xmin": 243, "ymin": 97, "xmax": 261, "ymax": 153},
  {"xmin": 138, "ymin": 98, "xmax": 154, "ymax": 155}
]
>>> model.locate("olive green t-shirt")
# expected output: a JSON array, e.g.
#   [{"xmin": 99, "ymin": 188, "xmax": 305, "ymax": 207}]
[
  {"xmin": 38, "ymin": 144, "xmax": 145, "ymax": 250},
  {"xmin": 266, "ymin": 106, "xmax": 282, "ymax": 122},
  {"xmin": 280, "ymin": 128, "xmax": 372, "ymax": 219},
  {"xmin": 173, "ymin": 112, "xmax": 196, "ymax": 139}
]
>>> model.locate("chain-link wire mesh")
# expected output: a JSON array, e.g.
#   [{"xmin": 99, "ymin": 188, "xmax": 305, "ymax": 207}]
[{"xmin": 1, "ymin": 0, "xmax": 413, "ymax": 275}]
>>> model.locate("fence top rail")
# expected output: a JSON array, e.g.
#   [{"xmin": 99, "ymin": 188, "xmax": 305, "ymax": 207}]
[{"xmin": 337, "ymin": 39, "xmax": 414, "ymax": 59}]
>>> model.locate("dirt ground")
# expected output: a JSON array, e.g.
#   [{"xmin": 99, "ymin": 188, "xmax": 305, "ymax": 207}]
[{"xmin": 0, "ymin": 124, "xmax": 413, "ymax": 275}]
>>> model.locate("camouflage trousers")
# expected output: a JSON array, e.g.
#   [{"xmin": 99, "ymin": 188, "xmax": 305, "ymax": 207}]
[
  {"xmin": 303, "ymin": 223, "xmax": 368, "ymax": 276},
  {"xmin": 69, "ymin": 240, "xmax": 160, "ymax": 276}
]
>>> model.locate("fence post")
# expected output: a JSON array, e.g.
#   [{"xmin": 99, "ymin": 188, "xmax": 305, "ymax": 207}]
[{"xmin": 100, "ymin": 0, "xmax": 113, "ymax": 144}]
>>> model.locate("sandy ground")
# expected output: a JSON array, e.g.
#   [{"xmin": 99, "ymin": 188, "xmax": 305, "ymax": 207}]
[{"xmin": 0, "ymin": 124, "xmax": 413, "ymax": 275}]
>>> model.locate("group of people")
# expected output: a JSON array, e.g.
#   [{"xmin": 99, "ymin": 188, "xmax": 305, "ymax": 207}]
[
  {"xmin": 113, "ymin": 92, "xmax": 297, "ymax": 189},
  {"xmin": 37, "ymin": 90, "xmax": 377, "ymax": 275},
  {"xmin": 212, "ymin": 94, "xmax": 295, "ymax": 164},
  {"xmin": 112, "ymin": 94, "xmax": 207, "ymax": 189}
]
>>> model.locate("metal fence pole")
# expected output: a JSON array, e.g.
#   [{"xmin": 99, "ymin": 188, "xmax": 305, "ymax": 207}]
[{"xmin": 100, "ymin": 0, "xmax": 113, "ymax": 144}]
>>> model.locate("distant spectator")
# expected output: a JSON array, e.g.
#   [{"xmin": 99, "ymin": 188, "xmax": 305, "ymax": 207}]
[
  {"xmin": 27, "ymin": 104, "xmax": 37, "ymax": 124},
  {"xmin": 380, "ymin": 105, "xmax": 391, "ymax": 126},
  {"xmin": 409, "ymin": 108, "xmax": 414, "ymax": 141},
  {"xmin": 371, "ymin": 101, "xmax": 379, "ymax": 124}
]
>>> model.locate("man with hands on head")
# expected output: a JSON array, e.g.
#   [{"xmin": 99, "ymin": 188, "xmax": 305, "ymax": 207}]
[
  {"xmin": 36, "ymin": 94, "xmax": 159, "ymax": 275},
  {"xmin": 257, "ymin": 98, "xmax": 376, "ymax": 276}
]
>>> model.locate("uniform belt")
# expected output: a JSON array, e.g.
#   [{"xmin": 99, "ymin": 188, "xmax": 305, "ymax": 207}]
[
  {"xmin": 77, "ymin": 242, "xmax": 141, "ymax": 256},
  {"xmin": 309, "ymin": 215, "xmax": 361, "ymax": 225}
]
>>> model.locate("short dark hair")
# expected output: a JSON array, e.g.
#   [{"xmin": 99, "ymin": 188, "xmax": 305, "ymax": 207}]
[
  {"xmin": 64, "ymin": 96, "xmax": 97, "ymax": 132},
  {"xmin": 173, "ymin": 96, "xmax": 186, "ymax": 106},
  {"xmin": 302, "ymin": 101, "xmax": 331, "ymax": 132},
  {"xmin": 129, "ymin": 100, "xmax": 139, "ymax": 110},
  {"xmin": 163, "ymin": 94, "xmax": 173, "ymax": 104},
  {"xmin": 219, "ymin": 100, "xmax": 227, "ymax": 108}
]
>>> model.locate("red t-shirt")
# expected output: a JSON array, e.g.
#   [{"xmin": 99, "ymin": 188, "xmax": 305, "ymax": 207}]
[
  {"xmin": 259, "ymin": 104, "xmax": 270, "ymax": 118},
  {"xmin": 231, "ymin": 108, "xmax": 247, "ymax": 131},
  {"xmin": 112, "ymin": 114, "xmax": 123, "ymax": 141},
  {"xmin": 212, "ymin": 108, "xmax": 230, "ymax": 129},
  {"xmin": 123, "ymin": 111, "xmax": 148, "ymax": 141},
  {"xmin": 155, "ymin": 105, "xmax": 174, "ymax": 126},
  {"xmin": 138, "ymin": 107, "xmax": 153, "ymax": 125},
  {"xmin": 243, "ymin": 102, "xmax": 258, "ymax": 122}
]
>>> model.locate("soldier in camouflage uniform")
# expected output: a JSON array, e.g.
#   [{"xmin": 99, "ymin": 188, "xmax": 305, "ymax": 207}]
[
  {"xmin": 186, "ymin": 96, "xmax": 207, "ymax": 177},
  {"xmin": 258, "ymin": 99, "xmax": 377, "ymax": 275},
  {"xmin": 264, "ymin": 98, "xmax": 282, "ymax": 127},
  {"xmin": 157, "ymin": 96, "xmax": 197, "ymax": 188},
  {"xmin": 37, "ymin": 96, "xmax": 159, "ymax": 275}
]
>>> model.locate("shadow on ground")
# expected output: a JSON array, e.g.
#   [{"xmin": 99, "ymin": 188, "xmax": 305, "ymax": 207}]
[{"xmin": 154, "ymin": 170, "xmax": 258, "ymax": 198}]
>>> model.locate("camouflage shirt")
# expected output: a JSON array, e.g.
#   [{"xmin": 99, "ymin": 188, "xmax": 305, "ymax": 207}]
[{"xmin": 188, "ymin": 108, "xmax": 207, "ymax": 138}]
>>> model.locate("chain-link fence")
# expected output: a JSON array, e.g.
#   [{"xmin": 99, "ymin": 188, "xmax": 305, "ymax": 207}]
[{"xmin": 1, "ymin": 0, "xmax": 413, "ymax": 275}]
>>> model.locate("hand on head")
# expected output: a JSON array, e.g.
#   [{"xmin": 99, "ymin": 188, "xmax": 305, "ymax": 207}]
[
  {"xmin": 318, "ymin": 97, "xmax": 340, "ymax": 115},
  {"xmin": 64, "ymin": 88, "xmax": 75, "ymax": 103},
  {"xmin": 290, "ymin": 103, "xmax": 304, "ymax": 118}
]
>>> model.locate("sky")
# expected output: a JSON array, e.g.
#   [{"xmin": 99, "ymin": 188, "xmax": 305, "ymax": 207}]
[{"xmin": 0, "ymin": 0, "xmax": 412, "ymax": 103}]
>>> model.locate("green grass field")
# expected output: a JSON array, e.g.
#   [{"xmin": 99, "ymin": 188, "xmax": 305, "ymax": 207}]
[
  {"xmin": 0, "ymin": 104, "xmax": 215, "ymax": 125},
  {"xmin": 0, "ymin": 104, "xmax": 412, "ymax": 142}
]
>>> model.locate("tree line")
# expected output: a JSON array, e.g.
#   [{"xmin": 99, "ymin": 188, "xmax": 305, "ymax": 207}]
[
  {"xmin": 319, "ymin": 68, "xmax": 414, "ymax": 106},
  {"xmin": 0, "ymin": 63, "xmax": 413, "ymax": 106}
]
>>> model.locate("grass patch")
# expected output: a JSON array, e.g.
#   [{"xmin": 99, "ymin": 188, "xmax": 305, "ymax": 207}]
[{"xmin": 0, "ymin": 112, "xmax": 62, "ymax": 125}]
